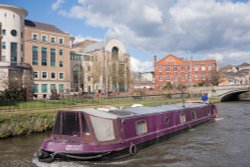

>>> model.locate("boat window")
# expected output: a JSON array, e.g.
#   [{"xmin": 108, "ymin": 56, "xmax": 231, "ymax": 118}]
[
  {"xmin": 81, "ymin": 113, "xmax": 90, "ymax": 134},
  {"xmin": 207, "ymin": 107, "xmax": 211, "ymax": 115},
  {"xmin": 179, "ymin": 112, "xmax": 186, "ymax": 124},
  {"xmin": 191, "ymin": 111, "xmax": 197, "ymax": 120},
  {"xmin": 53, "ymin": 112, "xmax": 61, "ymax": 134},
  {"xmin": 62, "ymin": 112, "xmax": 80, "ymax": 137},
  {"xmin": 90, "ymin": 116, "xmax": 115, "ymax": 141},
  {"xmin": 165, "ymin": 117, "xmax": 170, "ymax": 124},
  {"xmin": 136, "ymin": 120, "xmax": 148, "ymax": 135}
]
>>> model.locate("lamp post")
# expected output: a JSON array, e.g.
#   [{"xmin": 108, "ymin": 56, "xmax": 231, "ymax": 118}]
[
  {"xmin": 189, "ymin": 55, "xmax": 193, "ymax": 98},
  {"xmin": 0, "ymin": 22, "xmax": 2, "ymax": 61}
]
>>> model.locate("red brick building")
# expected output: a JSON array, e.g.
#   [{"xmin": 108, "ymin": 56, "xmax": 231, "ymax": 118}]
[{"xmin": 154, "ymin": 54, "xmax": 217, "ymax": 90}]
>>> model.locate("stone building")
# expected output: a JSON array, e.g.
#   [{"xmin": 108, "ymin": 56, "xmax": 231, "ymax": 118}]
[
  {"xmin": 1, "ymin": 4, "xmax": 131, "ymax": 99},
  {"xmin": 132, "ymin": 71, "xmax": 154, "ymax": 90},
  {"xmin": 74, "ymin": 39, "xmax": 131, "ymax": 94},
  {"xmin": 218, "ymin": 63, "xmax": 250, "ymax": 86},
  {"xmin": 154, "ymin": 54, "xmax": 217, "ymax": 90},
  {"xmin": 24, "ymin": 19, "xmax": 74, "ymax": 98},
  {"xmin": 70, "ymin": 40, "xmax": 95, "ymax": 94},
  {"xmin": 0, "ymin": 4, "xmax": 32, "ymax": 92}
]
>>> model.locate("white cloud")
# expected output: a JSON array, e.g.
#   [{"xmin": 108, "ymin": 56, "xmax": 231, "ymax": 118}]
[
  {"xmin": 73, "ymin": 34, "xmax": 102, "ymax": 43},
  {"xmin": 51, "ymin": 0, "xmax": 65, "ymax": 11},
  {"xmin": 208, "ymin": 51, "xmax": 250, "ymax": 66},
  {"xmin": 52, "ymin": 0, "xmax": 250, "ymax": 69},
  {"xmin": 130, "ymin": 57, "xmax": 153, "ymax": 72},
  {"xmin": 143, "ymin": 5, "xmax": 163, "ymax": 24}
]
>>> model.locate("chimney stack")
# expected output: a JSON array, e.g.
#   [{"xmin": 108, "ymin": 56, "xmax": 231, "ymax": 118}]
[{"xmin": 154, "ymin": 55, "xmax": 157, "ymax": 67}]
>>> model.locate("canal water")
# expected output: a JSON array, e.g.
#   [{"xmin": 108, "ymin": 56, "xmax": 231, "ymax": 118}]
[{"xmin": 0, "ymin": 101, "xmax": 250, "ymax": 167}]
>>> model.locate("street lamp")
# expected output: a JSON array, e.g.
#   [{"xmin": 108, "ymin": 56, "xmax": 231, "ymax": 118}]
[{"xmin": 189, "ymin": 55, "xmax": 193, "ymax": 98}]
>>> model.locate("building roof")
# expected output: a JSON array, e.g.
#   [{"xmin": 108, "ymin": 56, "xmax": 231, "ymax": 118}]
[
  {"xmin": 157, "ymin": 54, "xmax": 216, "ymax": 65},
  {"xmin": 84, "ymin": 41, "xmax": 105, "ymax": 53},
  {"xmin": 220, "ymin": 68, "xmax": 249, "ymax": 79},
  {"xmin": 73, "ymin": 40, "xmax": 97, "ymax": 49},
  {"xmin": 25, "ymin": 19, "xmax": 67, "ymax": 34},
  {"xmin": 237, "ymin": 63, "xmax": 250, "ymax": 68},
  {"xmin": 0, "ymin": 4, "xmax": 28, "ymax": 16}
]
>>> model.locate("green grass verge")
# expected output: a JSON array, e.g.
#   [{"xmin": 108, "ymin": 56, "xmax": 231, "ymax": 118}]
[{"xmin": 0, "ymin": 97, "xmax": 220, "ymax": 138}]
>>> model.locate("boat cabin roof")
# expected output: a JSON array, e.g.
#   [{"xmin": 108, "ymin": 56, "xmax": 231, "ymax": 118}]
[{"xmin": 70, "ymin": 102, "xmax": 209, "ymax": 119}]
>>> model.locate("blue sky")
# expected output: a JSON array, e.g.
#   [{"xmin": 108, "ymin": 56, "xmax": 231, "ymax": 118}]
[{"xmin": 1, "ymin": 0, "xmax": 250, "ymax": 72}]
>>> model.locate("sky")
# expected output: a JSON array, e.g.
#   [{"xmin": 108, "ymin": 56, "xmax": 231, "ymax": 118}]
[{"xmin": 1, "ymin": 0, "xmax": 250, "ymax": 72}]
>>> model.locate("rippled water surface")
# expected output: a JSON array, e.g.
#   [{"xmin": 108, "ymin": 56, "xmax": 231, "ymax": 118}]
[{"xmin": 0, "ymin": 101, "xmax": 250, "ymax": 167}]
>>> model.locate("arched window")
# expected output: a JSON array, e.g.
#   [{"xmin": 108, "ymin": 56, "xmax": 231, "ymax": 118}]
[{"xmin": 112, "ymin": 47, "xmax": 119, "ymax": 61}]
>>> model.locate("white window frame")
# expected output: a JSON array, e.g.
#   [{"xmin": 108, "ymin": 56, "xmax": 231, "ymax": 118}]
[
  {"xmin": 41, "ymin": 34, "xmax": 48, "ymax": 42},
  {"xmin": 182, "ymin": 75, "xmax": 185, "ymax": 81},
  {"xmin": 173, "ymin": 66, "xmax": 178, "ymax": 72},
  {"xmin": 195, "ymin": 74, "xmax": 199, "ymax": 80},
  {"xmin": 58, "ymin": 72, "xmax": 64, "ymax": 80},
  {"xmin": 159, "ymin": 75, "xmax": 163, "ymax": 81},
  {"xmin": 202, "ymin": 74, "xmax": 206, "ymax": 80},
  {"xmin": 50, "ymin": 72, "xmax": 57, "ymax": 80},
  {"xmin": 50, "ymin": 36, "xmax": 56, "ymax": 43},
  {"xmin": 166, "ymin": 75, "xmax": 170, "ymax": 81},
  {"xmin": 181, "ymin": 66, "xmax": 185, "ymax": 72},
  {"xmin": 32, "ymin": 33, "xmax": 39, "ymax": 40},
  {"xmin": 201, "ymin": 66, "xmax": 206, "ymax": 71},
  {"xmin": 166, "ymin": 67, "xmax": 170, "ymax": 72},
  {"xmin": 159, "ymin": 67, "xmax": 162, "ymax": 72},
  {"xmin": 58, "ymin": 37, "xmax": 64, "ymax": 44},
  {"xmin": 41, "ymin": 71, "xmax": 48, "ymax": 80},
  {"xmin": 33, "ymin": 71, "xmax": 39, "ymax": 79},
  {"xmin": 194, "ymin": 66, "xmax": 199, "ymax": 71},
  {"xmin": 136, "ymin": 120, "xmax": 148, "ymax": 135}
]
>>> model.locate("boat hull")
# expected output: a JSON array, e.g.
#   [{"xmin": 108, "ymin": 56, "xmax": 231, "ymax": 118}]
[{"xmin": 38, "ymin": 103, "xmax": 218, "ymax": 162}]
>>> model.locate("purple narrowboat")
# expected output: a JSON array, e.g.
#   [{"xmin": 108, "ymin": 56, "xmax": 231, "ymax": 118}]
[{"xmin": 37, "ymin": 102, "xmax": 218, "ymax": 162}]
